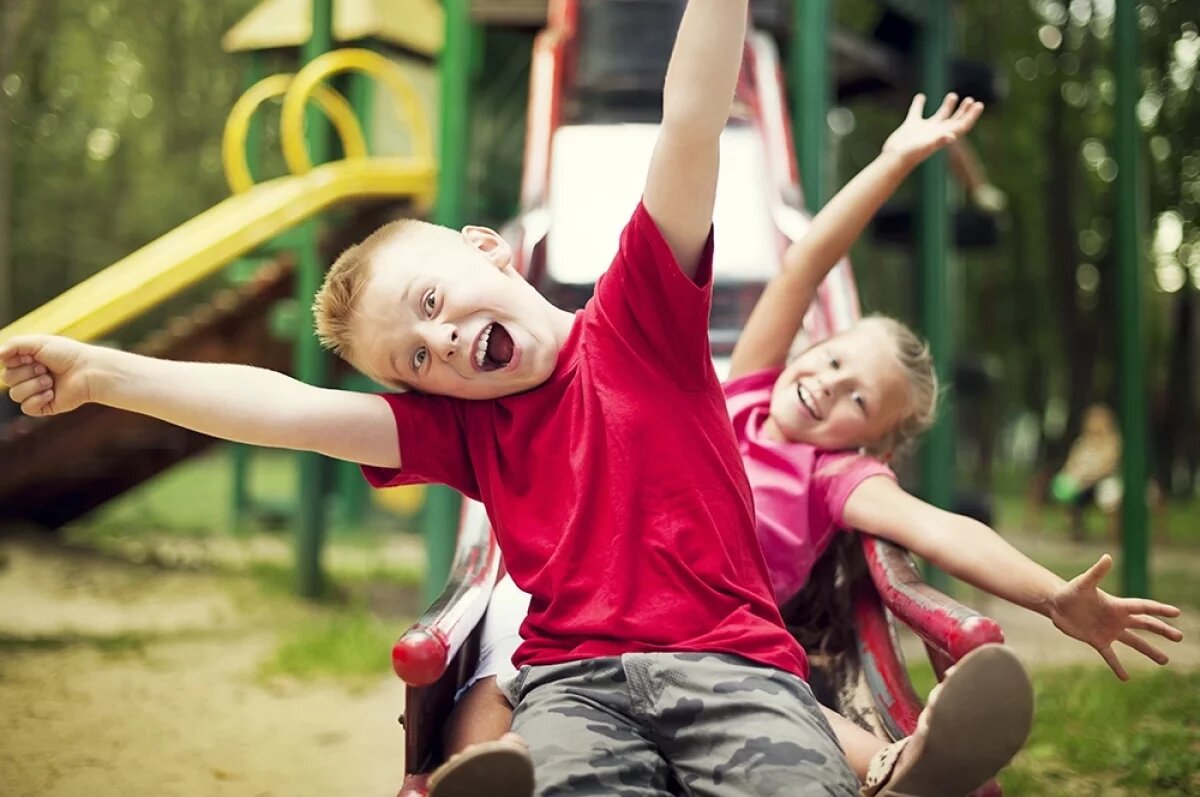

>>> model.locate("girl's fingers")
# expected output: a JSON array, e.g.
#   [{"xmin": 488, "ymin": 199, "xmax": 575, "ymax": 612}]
[
  {"xmin": 933, "ymin": 92, "xmax": 959, "ymax": 120},
  {"xmin": 1120, "ymin": 598, "xmax": 1181, "ymax": 618},
  {"xmin": 907, "ymin": 93, "xmax": 927, "ymax": 119},
  {"xmin": 1098, "ymin": 644, "xmax": 1128, "ymax": 681},
  {"xmin": 1118, "ymin": 630, "xmax": 1169, "ymax": 665},
  {"xmin": 1129, "ymin": 614, "xmax": 1183, "ymax": 642}
]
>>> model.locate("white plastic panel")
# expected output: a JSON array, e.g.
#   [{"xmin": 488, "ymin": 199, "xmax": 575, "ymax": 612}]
[{"xmin": 546, "ymin": 123, "xmax": 778, "ymax": 285}]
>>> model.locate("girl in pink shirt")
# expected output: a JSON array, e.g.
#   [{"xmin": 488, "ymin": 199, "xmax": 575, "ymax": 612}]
[
  {"xmin": 420, "ymin": 95, "xmax": 1183, "ymax": 797},
  {"xmin": 714, "ymin": 92, "xmax": 1182, "ymax": 792}
]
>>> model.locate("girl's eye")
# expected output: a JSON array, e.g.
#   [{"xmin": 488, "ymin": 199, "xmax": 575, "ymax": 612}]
[
  {"xmin": 852, "ymin": 392, "xmax": 867, "ymax": 411},
  {"xmin": 423, "ymin": 290, "xmax": 437, "ymax": 316},
  {"xmin": 829, "ymin": 356, "xmax": 841, "ymax": 369},
  {"xmin": 412, "ymin": 347, "xmax": 428, "ymax": 371}
]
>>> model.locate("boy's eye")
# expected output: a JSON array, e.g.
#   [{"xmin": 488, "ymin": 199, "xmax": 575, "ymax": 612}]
[
  {"xmin": 852, "ymin": 392, "xmax": 867, "ymax": 412},
  {"xmin": 423, "ymin": 290, "xmax": 437, "ymax": 316},
  {"xmin": 829, "ymin": 355, "xmax": 841, "ymax": 369},
  {"xmin": 411, "ymin": 347, "xmax": 428, "ymax": 371}
]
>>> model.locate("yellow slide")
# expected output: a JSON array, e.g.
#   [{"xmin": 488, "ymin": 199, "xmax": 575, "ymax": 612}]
[
  {"xmin": 2, "ymin": 48, "xmax": 436, "ymax": 344},
  {"xmin": 0, "ymin": 157, "xmax": 433, "ymax": 343}
]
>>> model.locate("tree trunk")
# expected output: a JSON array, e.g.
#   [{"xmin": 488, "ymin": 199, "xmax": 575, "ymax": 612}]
[
  {"xmin": 1159, "ymin": 291, "xmax": 1197, "ymax": 496},
  {"xmin": 1043, "ymin": 76, "xmax": 1093, "ymax": 465}
]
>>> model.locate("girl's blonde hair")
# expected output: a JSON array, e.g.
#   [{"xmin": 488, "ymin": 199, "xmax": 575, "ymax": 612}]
[{"xmin": 858, "ymin": 315, "xmax": 940, "ymax": 460}]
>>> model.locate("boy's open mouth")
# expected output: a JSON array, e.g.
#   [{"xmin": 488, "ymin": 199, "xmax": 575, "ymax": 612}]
[
  {"xmin": 474, "ymin": 322, "xmax": 515, "ymax": 372},
  {"xmin": 796, "ymin": 383, "xmax": 822, "ymax": 421}
]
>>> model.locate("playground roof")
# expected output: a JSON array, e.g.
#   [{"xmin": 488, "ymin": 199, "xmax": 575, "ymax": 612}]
[{"xmin": 222, "ymin": 0, "xmax": 443, "ymax": 57}]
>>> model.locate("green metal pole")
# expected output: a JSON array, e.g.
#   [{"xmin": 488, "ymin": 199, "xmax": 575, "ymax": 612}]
[
  {"xmin": 334, "ymin": 43, "xmax": 379, "ymax": 529},
  {"xmin": 917, "ymin": 1, "xmax": 953, "ymax": 591},
  {"xmin": 349, "ymin": 40, "xmax": 378, "ymax": 152},
  {"xmin": 295, "ymin": 0, "xmax": 335, "ymax": 598},
  {"xmin": 337, "ymin": 375, "xmax": 375, "ymax": 527},
  {"xmin": 231, "ymin": 52, "xmax": 267, "ymax": 532},
  {"xmin": 302, "ymin": 0, "xmax": 335, "ymax": 166},
  {"xmin": 791, "ymin": 0, "xmax": 830, "ymax": 210},
  {"xmin": 421, "ymin": 0, "xmax": 476, "ymax": 604},
  {"xmin": 1114, "ymin": 0, "xmax": 1149, "ymax": 598},
  {"xmin": 437, "ymin": 0, "xmax": 473, "ymax": 226}
]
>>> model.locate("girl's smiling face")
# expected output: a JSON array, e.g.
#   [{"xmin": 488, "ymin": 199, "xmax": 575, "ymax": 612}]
[{"xmin": 766, "ymin": 320, "xmax": 913, "ymax": 452}]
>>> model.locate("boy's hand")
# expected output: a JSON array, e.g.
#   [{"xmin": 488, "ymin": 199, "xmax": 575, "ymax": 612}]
[
  {"xmin": 882, "ymin": 93, "xmax": 984, "ymax": 167},
  {"xmin": 1, "ymin": 335, "xmax": 94, "ymax": 416},
  {"xmin": 1048, "ymin": 554, "xmax": 1183, "ymax": 680}
]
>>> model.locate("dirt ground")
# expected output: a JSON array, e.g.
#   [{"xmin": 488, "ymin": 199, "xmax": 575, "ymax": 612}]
[
  {"xmin": 1, "ymin": 533, "xmax": 1196, "ymax": 797},
  {"xmin": 0, "ymin": 536, "xmax": 408, "ymax": 797}
]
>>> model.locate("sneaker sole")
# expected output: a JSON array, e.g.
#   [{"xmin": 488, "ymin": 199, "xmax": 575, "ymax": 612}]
[
  {"xmin": 427, "ymin": 740, "xmax": 535, "ymax": 797},
  {"xmin": 883, "ymin": 644, "xmax": 1033, "ymax": 797}
]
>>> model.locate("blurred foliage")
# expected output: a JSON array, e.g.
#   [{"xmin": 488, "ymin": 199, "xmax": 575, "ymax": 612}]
[
  {"xmin": 2, "ymin": 0, "xmax": 259, "ymax": 324},
  {"xmin": 834, "ymin": 0, "xmax": 1198, "ymax": 492}
]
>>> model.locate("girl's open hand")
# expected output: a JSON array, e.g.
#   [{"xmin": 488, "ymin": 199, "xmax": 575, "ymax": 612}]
[
  {"xmin": 883, "ymin": 93, "xmax": 984, "ymax": 166},
  {"xmin": 1048, "ymin": 554, "xmax": 1183, "ymax": 680}
]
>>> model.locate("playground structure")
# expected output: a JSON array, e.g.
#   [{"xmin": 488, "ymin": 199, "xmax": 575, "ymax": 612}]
[
  {"xmin": 394, "ymin": 1, "xmax": 1004, "ymax": 794},
  {"xmin": 0, "ymin": 0, "xmax": 1154, "ymax": 792}
]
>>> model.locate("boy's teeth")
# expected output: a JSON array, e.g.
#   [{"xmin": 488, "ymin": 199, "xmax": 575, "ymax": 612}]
[{"xmin": 476, "ymin": 324, "xmax": 493, "ymax": 369}]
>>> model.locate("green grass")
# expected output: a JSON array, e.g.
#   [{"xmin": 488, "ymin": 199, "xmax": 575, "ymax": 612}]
[
  {"xmin": 68, "ymin": 447, "xmax": 419, "ymax": 543},
  {"xmin": 263, "ymin": 611, "xmax": 397, "ymax": 684},
  {"xmin": 1001, "ymin": 667, "xmax": 1200, "ymax": 796},
  {"xmin": 905, "ymin": 662, "xmax": 1200, "ymax": 795},
  {"xmin": 70, "ymin": 448, "xmax": 296, "ymax": 539}
]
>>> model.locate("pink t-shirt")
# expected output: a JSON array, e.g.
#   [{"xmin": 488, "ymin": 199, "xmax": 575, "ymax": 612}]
[
  {"xmin": 364, "ymin": 203, "xmax": 807, "ymax": 677},
  {"xmin": 724, "ymin": 369, "xmax": 896, "ymax": 604}
]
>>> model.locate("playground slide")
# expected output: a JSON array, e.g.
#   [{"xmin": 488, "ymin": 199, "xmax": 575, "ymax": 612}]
[
  {"xmin": 1, "ymin": 157, "xmax": 433, "ymax": 343},
  {"xmin": 0, "ymin": 156, "xmax": 434, "ymax": 528}
]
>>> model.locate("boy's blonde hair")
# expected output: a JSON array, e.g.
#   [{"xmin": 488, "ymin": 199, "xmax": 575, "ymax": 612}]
[
  {"xmin": 313, "ymin": 218, "xmax": 428, "ymax": 361},
  {"xmin": 859, "ymin": 315, "xmax": 940, "ymax": 459}
]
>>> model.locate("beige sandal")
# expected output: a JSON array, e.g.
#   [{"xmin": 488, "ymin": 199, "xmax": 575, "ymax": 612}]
[
  {"xmin": 427, "ymin": 738, "xmax": 535, "ymax": 797},
  {"xmin": 861, "ymin": 644, "xmax": 1033, "ymax": 797}
]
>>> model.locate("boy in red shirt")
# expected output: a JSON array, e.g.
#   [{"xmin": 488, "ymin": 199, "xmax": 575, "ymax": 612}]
[{"xmin": 1, "ymin": 2, "xmax": 1020, "ymax": 794}]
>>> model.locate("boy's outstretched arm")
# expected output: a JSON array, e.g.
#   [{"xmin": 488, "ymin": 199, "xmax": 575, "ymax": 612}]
[
  {"xmin": 642, "ymin": 0, "xmax": 749, "ymax": 278},
  {"xmin": 730, "ymin": 94, "xmax": 984, "ymax": 380},
  {"xmin": 844, "ymin": 476, "xmax": 1184, "ymax": 680},
  {"xmin": 1, "ymin": 335, "xmax": 401, "ymax": 468}
]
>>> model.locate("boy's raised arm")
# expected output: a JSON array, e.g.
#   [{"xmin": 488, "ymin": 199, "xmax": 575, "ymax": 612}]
[
  {"xmin": 730, "ymin": 94, "xmax": 984, "ymax": 380},
  {"xmin": 1, "ymin": 335, "xmax": 401, "ymax": 468},
  {"xmin": 642, "ymin": 0, "xmax": 749, "ymax": 278}
]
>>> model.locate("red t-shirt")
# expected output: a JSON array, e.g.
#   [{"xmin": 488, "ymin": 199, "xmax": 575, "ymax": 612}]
[{"xmin": 364, "ymin": 203, "xmax": 807, "ymax": 677}]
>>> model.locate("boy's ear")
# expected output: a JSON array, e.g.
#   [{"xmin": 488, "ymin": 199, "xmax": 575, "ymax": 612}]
[{"xmin": 462, "ymin": 226, "xmax": 512, "ymax": 270}]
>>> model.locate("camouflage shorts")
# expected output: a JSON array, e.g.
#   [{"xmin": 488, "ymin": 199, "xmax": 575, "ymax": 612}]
[{"xmin": 504, "ymin": 652, "xmax": 859, "ymax": 797}]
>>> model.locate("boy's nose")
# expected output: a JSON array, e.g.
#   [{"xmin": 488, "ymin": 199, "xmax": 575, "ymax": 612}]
[{"xmin": 433, "ymin": 324, "xmax": 460, "ymax": 361}]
